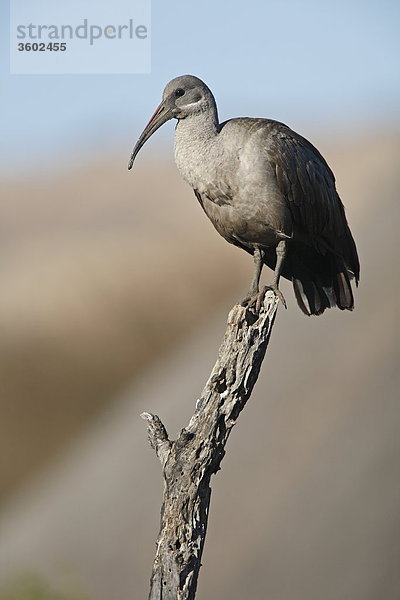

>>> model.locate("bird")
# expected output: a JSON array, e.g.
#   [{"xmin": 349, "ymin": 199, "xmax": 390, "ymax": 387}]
[{"xmin": 128, "ymin": 75, "xmax": 359, "ymax": 316}]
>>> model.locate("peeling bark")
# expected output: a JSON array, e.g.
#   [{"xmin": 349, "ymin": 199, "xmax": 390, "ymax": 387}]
[{"xmin": 142, "ymin": 293, "xmax": 279, "ymax": 599}]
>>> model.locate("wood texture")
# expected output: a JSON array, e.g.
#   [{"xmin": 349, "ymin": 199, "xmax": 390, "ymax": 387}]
[{"xmin": 142, "ymin": 292, "xmax": 280, "ymax": 599}]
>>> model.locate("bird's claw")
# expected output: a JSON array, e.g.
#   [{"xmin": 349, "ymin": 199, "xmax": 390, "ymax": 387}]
[
  {"xmin": 241, "ymin": 285, "xmax": 287, "ymax": 313},
  {"xmin": 265, "ymin": 284, "xmax": 287, "ymax": 309}
]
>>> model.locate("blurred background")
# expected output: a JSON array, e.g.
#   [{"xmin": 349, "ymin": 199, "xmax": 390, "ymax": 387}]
[{"xmin": 0, "ymin": 0, "xmax": 399, "ymax": 598}]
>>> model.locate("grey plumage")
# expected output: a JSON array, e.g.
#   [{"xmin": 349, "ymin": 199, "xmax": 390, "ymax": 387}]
[{"xmin": 129, "ymin": 74, "xmax": 359, "ymax": 316}]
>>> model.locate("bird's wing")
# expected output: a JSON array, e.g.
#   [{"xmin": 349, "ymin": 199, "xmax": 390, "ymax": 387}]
[{"xmin": 266, "ymin": 122, "xmax": 348, "ymax": 247}]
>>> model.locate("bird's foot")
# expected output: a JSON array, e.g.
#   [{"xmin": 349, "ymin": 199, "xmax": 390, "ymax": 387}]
[{"xmin": 241, "ymin": 285, "xmax": 287, "ymax": 313}]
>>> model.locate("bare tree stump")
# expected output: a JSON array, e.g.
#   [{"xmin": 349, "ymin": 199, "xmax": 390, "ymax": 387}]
[{"xmin": 142, "ymin": 292, "xmax": 280, "ymax": 599}]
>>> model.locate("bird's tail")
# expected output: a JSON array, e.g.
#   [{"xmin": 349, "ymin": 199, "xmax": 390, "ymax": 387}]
[
  {"xmin": 264, "ymin": 237, "xmax": 359, "ymax": 316},
  {"xmin": 292, "ymin": 265, "xmax": 353, "ymax": 316},
  {"xmin": 289, "ymin": 242, "xmax": 359, "ymax": 316}
]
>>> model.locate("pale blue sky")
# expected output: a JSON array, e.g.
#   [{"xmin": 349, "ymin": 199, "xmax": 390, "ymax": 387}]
[{"xmin": 1, "ymin": 0, "xmax": 399, "ymax": 178}]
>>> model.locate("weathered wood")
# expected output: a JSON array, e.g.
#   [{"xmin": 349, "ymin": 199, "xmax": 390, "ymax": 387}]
[{"xmin": 142, "ymin": 292, "xmax": 280, "ymax": 599}]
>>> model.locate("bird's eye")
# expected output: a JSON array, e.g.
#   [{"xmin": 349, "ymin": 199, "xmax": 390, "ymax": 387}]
[{"xmin": 174, "ymin": 88, "xmax": 185, "ymax": 97}]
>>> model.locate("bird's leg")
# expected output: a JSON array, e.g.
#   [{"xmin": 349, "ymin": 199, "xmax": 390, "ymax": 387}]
[
  {"xmin": 261, "ymin": 240, "xmax": 287, "ymax": 309},
  {"xmin": 242, "ymin": 242, "xmax": 287, "ymax": 312},
  {"xmin": 241, "ymin": 248, "xmax": 265, "ymax": 309},
  {"xmin": 249, "ymin": 248, "xmax": 264, "ymax": 296}
]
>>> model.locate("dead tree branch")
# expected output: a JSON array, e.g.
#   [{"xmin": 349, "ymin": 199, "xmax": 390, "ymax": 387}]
[{"xmin": 142, "ymin": 292, "xmax": 280, "ymax": 599}]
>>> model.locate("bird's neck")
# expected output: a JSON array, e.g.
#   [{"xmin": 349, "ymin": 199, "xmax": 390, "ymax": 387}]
[
  {"xmin": 174, "ymin": 110, "xmax": 220, "ymax": 188},
  {"xmin": 176, "ymin": 109, "xmax": 219, "ymax": 145}
]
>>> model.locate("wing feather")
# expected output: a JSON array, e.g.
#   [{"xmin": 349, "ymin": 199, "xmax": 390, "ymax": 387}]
[
  {"xmin": 269, "ymin": 126, "xmax": 344, "ymax": 240},
  {"xmin": 266, "ymin": 122, "xmax": 359, "ymax": 281}
]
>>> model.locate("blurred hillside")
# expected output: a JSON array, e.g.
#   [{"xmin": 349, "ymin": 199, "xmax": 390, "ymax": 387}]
[
  {"xmin": 0, "ymin": 156, "xmax": 249, "ymax": 502},
  {"xmin": 0, "ymin": 128, "xmax": 399, "ymax": 599}
]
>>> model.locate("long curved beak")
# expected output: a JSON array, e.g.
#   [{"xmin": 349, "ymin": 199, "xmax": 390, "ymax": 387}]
[{"xmin": 128, "ymin": 100, "xmax": 174, "ymax": 170}]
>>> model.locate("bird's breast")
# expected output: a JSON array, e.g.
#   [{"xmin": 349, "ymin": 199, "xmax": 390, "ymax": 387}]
[
  {"xmin": 174, "ymin": 119, "xmax": 293, "ymax": 249},
  {"xmin": 198, "ymin": 192, "xmax": 290, "ymax": 250}
]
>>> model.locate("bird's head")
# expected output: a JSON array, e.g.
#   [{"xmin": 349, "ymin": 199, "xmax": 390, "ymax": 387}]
[{"xmin": 128, "ymin": 75, "xmax": 215, "ymax": 169}]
